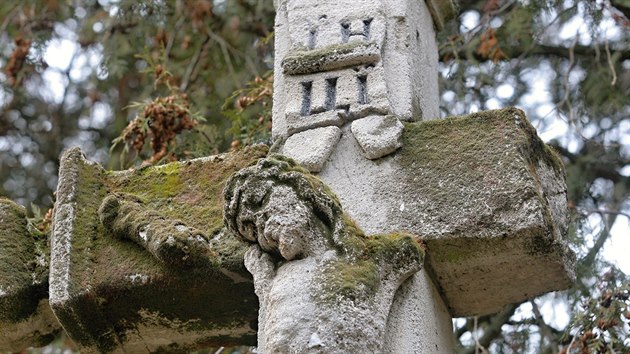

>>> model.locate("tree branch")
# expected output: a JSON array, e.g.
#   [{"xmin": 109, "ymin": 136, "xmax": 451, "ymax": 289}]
[
  {"xmin": 461, "ymin": 303, "xmax": 520, "ymax": 354},
  {"xmin": 530, "ymin": 300, "xmax": 559, "ymax": 349},
  {"xmin": 443, "ymin": 43, "xmax": 630, "ymax": 63},
  {"xmin": 580, "ymin": 204, "xmax": 621, "ymax": 268}
]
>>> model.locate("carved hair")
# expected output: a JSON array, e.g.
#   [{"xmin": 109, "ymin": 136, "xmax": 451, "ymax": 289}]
[{"xmin": 223, "ymin": 155, "xmax": 349, "ymax": 251}]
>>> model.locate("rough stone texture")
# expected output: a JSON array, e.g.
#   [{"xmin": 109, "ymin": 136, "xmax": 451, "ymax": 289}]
[
  {"xmin": 319, "ymin": 107, "xmax": 575, "ymax": 318},
  {"xmin": 272, "ymin": 1, "xmax": 449, "ymax": 350},
  {"xmin": 224, "ymin": 157, "xmax": 425, "ymax": 353},
  {"xmin": 282, "ymin": 41, "xmax": 381, "ymax": 75},
  {"xmin": 0, "ymin": 198, "xmax": 59, "ymax": 351},
  {"xmin": 49, "ymin": 146, "xmax": 268, "ymax": 353},
  {"xmin": 351, "ymin": 115, "xmax": 404, "ymax": 159},
  {"xmin": 272, "ymin": 0, "xmax": 440, "ymax": 172},
  {"xmin": 282, "ymin": 126, "xmax": 342, "ymax": 172}
]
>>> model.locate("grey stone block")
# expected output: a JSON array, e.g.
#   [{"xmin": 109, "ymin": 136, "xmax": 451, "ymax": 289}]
[
  {"xmin": 319, "ymin": 107, "xmax": 575, "ymax": 317},
  {"xmin": 282, "ymin": 126, "xmax": 342, "ymax": 172},
  {"xmin": 351, "ymin": 115, "xmax": 404, "ymax": 159},
  {"xmin": 273, "ymin": 0, "xmax": 440, "ymax": 140}
]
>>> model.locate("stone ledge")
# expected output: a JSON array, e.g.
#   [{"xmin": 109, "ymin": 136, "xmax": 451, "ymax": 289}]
[
  {"xmin": 282, "ymin": 41, "xmax": 381, "ymax": 75},
  {"xmin": 398, "ymin": 107, "xmax": 575, "ymax": 316}
]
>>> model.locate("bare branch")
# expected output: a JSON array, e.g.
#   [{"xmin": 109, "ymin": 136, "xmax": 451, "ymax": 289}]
[
  {"xmin": 444, "ymin": 43, "xmax": 630, "ymax": 63},
  {"xmin": 530, "ymin": 300, "xmax": 559, "ymax": 349},
  {"xmin": 461, "ymin": 304, "xmax": 519, "ymax": 354}
]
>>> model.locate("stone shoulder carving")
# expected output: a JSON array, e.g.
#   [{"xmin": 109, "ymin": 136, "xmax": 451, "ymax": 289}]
[{"xmin": 224, "ymin": 156, "xmax": 424, "ymax": 353}]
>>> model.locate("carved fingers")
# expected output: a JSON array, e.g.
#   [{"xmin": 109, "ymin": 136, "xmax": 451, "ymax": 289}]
[{"xmin": 98, "ymin": 194, "xmax": 214, "ymax": 267}]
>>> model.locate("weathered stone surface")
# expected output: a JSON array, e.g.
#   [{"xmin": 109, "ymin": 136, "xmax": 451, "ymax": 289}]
[
  {"xmin": 282, "ymin": 126, "xmax": 342, "ymax": 172},
  {"xmin": 383, "ymin": 269, "xmax": 455, "ymax": 352},
  {"xmin": 50, "ymin": 146, "xmax": 268, "ymax": 353},
  {"xmin": 0, "ymin": 199, "xmax": 59, "ymax": 351},
  {"xmin": 273, "ymin": 0, "xmax": 440, "ymax": 172},
  {"xmin": 319, "ymin": 107, "xmax": 575, "ymax": 317},
  {"xmin": 224, "ymin": 157, "xmax": 425, "ymax": 353},
  {"xmin": 282, "ymin": 41, "xmax": 381, "ymax": 75},
  {"xmin": 271, "ymin": 3, "xmax": 454, "ymax": 349},
  {"xmin": 351, "ymin": 115, "xmax": 404, "ymax": 159}
]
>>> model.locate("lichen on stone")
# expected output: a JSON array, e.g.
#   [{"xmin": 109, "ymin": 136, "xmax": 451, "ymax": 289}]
[
  {"xmin": 0, "ymin": 198, "xmax": 39, "ymax": 323},
  {"xmin": 49, "ymin": 145, "xmax": 269, "ymax": 351},
  {"xmin": 282, "ymin": 41, "xmax": 381, "ymax": 75},
  {"xmin": 223, "ymin": 155, "xmax": 425, "ymax": 302},
  {"xmin": 224, "ymin": 155, "xmax": 425, "ymax": 353},
  {"xmin": 394, "ymin": 107, "xmax": 574, "ymax": 317},
  {"xmin": 398, "ymin": 107, "xmax": 566, "ymax": 241},
  {"xmin": 98, "ymin": 193, "xmax": 216, "ymax": 268}
]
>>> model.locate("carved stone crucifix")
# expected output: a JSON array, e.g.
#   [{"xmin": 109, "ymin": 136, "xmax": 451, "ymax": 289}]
[{"xmin": 0, "ymin": 0, "xmax": 576, "ymax": 352}]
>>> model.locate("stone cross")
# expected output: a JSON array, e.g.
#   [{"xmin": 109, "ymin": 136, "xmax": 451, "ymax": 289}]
[{"xmin": 0, "ymin": 1, "xmax": 576, "ymax": 353}]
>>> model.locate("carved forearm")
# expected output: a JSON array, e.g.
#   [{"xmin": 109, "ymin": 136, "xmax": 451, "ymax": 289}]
[{"xmin": 98, "ymin": 194, "xmax": 215, "ymax": 268}]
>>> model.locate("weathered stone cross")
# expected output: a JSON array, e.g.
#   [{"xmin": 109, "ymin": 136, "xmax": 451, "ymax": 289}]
[{"xmin": 1, "ymin": 1, "xmax": 575, "ymax": 352}]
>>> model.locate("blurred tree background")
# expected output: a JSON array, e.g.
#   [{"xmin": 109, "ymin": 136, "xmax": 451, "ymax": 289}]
[{"xmin": 0, "ymin": 0, "xmax": 628, "ymax": 353}]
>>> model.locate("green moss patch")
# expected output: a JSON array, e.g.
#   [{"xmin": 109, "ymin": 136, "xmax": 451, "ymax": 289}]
[
  {"xmin": 399, "ymin": 107, "xmax": 564, "ymax": 240},
  {"xmin": 0, "ymin": 199, "xmax": 47, "ymax": 322},
  {"xmin": 51, "ymin": 146, "xmax": 269, "ymax": 349},
  {"xmin": 282, "ymin": 41, "xmax": 380, "ymax": 75},
  {"xmin": 319, "ymin": 259, "xmax": 379, "ymax": 302}
]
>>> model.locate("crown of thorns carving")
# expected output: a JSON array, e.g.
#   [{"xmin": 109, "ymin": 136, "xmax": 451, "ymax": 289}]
[{"xmin": 223, "ymin": 155, "xmax": 346, "ymax": 248}]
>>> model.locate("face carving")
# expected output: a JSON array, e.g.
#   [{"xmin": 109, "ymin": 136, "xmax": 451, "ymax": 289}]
[
  {"xmin": 223, "ymin": 157, "xmax": 425, "ymax": 354},
  {"xmin": 224, "ymin": 157, "xmax": 340, "ymax": 260}
]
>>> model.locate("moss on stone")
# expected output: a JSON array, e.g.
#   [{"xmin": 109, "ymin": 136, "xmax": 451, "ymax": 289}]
[
  {"xmin": 222, "ymin": 155, "xmax": 425, "ymax": 306},
  {"xmin": 398, "ymin": 107, "xmax": 565, "ymax": 241},
  {"xmin": 317, "ymin": 217, "xmax": 424, "ymax": 303},
  {"xmin": 0, "ymin": 198, "xmax": 46, "ymax": 323},
  {"xmin": 282, "ymin": 41, "xmax": 380, "ymax": 75},
  {"xmin": 364, "ymin": 232, "xmax": 426, "ymax": 263},
  {"xmin": 51, "ymin": 146, "xmax": 269, "ymax": 349},
  {"xmin": 0, "ymin": 199, "xmax": 31, "ymax": 288},
  {"xmin": 320, "ymin": 259, "xmax": 379, "ymax": 302},
  {"xmin": 316, "ymin": 231, "xmax": 424, "ymax": 304}
]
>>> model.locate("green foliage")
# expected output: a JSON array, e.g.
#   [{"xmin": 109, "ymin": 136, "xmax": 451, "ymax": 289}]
[{"xmin": 0, "ymin": 0, "xmax": 275, "ymax": 207}]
